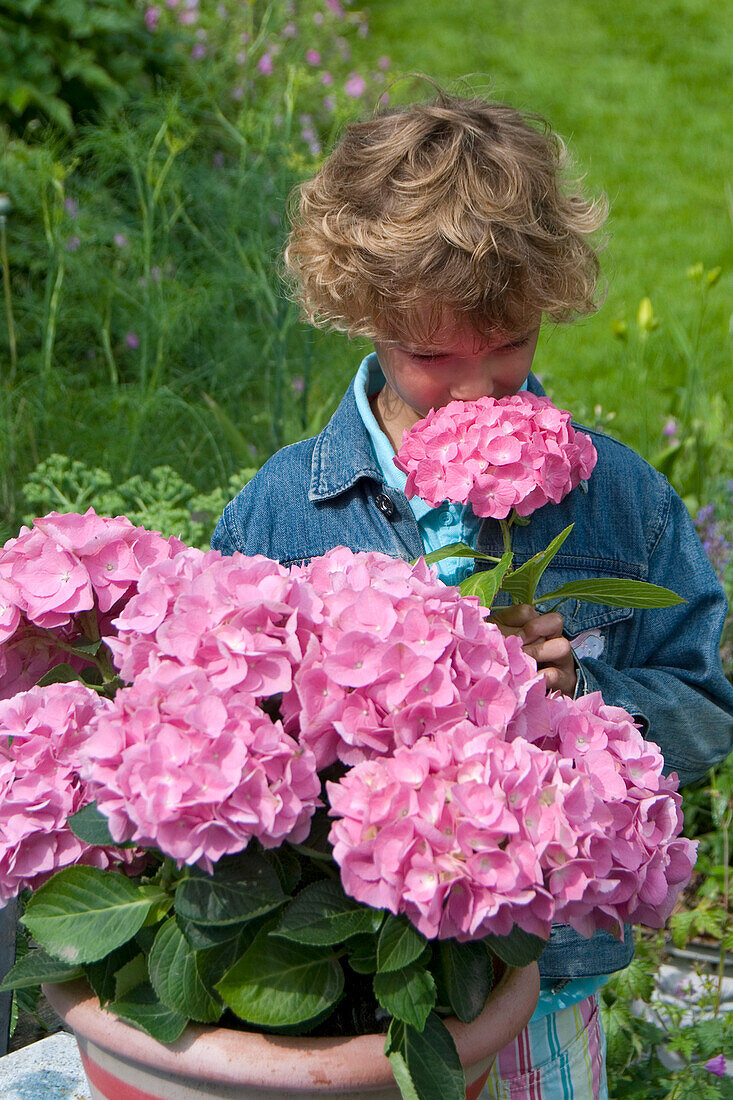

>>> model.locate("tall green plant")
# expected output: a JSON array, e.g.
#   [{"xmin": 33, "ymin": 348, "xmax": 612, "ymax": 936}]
[{"xmin": 0, "ymin": 0, "xmax": 186, "ymax": 135}]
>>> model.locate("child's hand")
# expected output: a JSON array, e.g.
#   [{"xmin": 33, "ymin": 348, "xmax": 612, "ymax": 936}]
[{"xmin": 488, "ymin": 604, "xmax": 577, "ymax": 696}]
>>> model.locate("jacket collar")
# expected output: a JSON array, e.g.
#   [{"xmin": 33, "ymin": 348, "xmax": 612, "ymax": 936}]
[{"xmin": 309, "ymin": 371, "xmax": 546, "ymax": 502}]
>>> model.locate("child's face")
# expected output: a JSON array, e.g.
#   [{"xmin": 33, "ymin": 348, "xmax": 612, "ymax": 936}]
[{"xmin": 373, "ymin": 316, "xmax": 540, "ymax": 432}]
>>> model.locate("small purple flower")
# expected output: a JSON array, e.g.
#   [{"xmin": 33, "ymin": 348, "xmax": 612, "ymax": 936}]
[
  {"xmin": 212, "ymin": 150, "xmax": 225, "ymax": 168},
  {"xmin": 144, "ymin": 6, "xmax": 160, "ymax": 29},
  {"xmin": 663, "ymin": 418, "xmax": 678, "ymax": 438},
  {"xmin": 291, "ymin": 376, "xmax": 305, "ymax": 394},
  {"xmin": 306, "ymin": 49, "xmax": 321, "ymax": 66},
  {"xmin": 323, "ymin": 94, "xmax": 335, "ymax": 112},
  {"xmin": 378, "ymin": 92, "xmax": 389, "ymax": 107},
  {"xmin": 313, "ymin": 11, "xmax": 324, "ymax": 24},
  {"xmin": 357, "ymin": 20, "xmax": 369, "ymax": 36},
  {"xmin": 144, "ymin": 5, "xmax": 160, "ymax": 31},
  {"xmin": 165, "ymin": 0, "xmax": 178, "ymax": 8},
  {"xmin": 378, "ymin": 55, "xmax": 390, "ymax": 70},
  {"xmin": 240, "ymin": 31, "xmax": 249, "ymax": 43},
  {"xmin": 125, "ymin": 332, "xmax": 140, "ymax": 350},
  {"xmin": 66, "ymin": 236, "xmax": 80, "ymax": 252},
  {"xmin": 178, "ymin": 8, "xmax": 197, "ymax": 24},
  {"xmin": 113, "ymin": 233, "xmax": 128, "ymax": 248},
  {"xmin": 64, "ymin": 197, "xmax": 78, "ymax": 218},
  {"xmin": 321, "ymin": 70, "xmax": 333, "ymax": 86},
  {"xmin": 344, "ymin": 72, "xmax": 366, "ymax": 98},
  {"xmin": 281, "ymin": 21, "xmax": 298, "ymax": 37},
  {"xmin": 236, "ymin": 49, "xmax": 247, "ymax": 64},
  {"xmin": 231, "ymin": 85, "xmax": 245, "ymax": 101},
  {"xmin": 325, "ymin": 0, "xmax": 344, "ymax": 15},
  {"xmin": 257, "ymin": 52, "xmax": 274, "ymax": 75},
  {"xmin": 705, "ymin": 1054, "xmax": 726, "ymax": 1077},
  {"xmin": 150, "ymin": 266, "xmax": 162, "ymax": 282},
  {"xmin": 191, "ymin": 42, "xmax": 207, "ymax": 59}
]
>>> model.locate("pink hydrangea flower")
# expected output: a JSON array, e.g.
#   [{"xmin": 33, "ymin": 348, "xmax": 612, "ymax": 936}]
[
  {"xmin": 0, "ymin": 511, "xmax": 183, "ymax": 698},
  {"xmin": 394, "ymin": 392, "xmax": 598, "ymax": 519},
  {"xmin": 80, "ymin": 662, "xmax": 321, "ymax": 871},
  {"xmin": 0, "ymin": 683, "xmax": 129, "ymax": 904},
  {"xmin": 328, "ymin": 687, "xmax": 697, "ymax": 941},
  {"xmin": 280, "ymin": 547, "xmax": 546, "ymax": 768}
]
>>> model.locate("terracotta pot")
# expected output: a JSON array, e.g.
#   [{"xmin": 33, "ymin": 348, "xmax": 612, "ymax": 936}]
[{"xmin": 45, "ymin": 962, "xmax": 539, "ymax": 1100}]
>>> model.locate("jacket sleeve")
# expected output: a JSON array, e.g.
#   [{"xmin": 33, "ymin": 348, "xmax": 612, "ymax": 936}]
[{"xmin": 575, "ymin": 484, "xmax": 733, "ymax": 787}]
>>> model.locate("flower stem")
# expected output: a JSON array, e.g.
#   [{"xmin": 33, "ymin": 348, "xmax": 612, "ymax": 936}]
[{"xmin": 499, "ymin": 517, "xmax": 514, "ymax": 557}]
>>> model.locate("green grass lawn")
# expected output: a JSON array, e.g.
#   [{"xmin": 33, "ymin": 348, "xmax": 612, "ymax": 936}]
[{"xmin": 351, "ymin": 0, "xmax": 733, "ymax": 452}]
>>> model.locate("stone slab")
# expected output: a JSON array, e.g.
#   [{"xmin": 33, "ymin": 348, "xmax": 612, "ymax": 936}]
[{"xmin": 0, "ymin": 1031, "xmax": 91, "ymax": 1099}]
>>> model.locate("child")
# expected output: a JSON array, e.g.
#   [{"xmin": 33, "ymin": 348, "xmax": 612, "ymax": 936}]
[{"xmin": 212, "ymin": 92, "xmax": 733, "ymax": 1098}]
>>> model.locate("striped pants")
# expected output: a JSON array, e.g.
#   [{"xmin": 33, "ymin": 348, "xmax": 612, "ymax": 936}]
[{"xmin": 480, "ymin": 994, "xmax": 608, "ymax": 1099}]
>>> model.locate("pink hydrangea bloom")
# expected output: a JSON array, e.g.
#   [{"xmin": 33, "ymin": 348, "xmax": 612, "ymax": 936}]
[
  {"xmin": 109, "ymin": 548, "xmax": 323, "ymax": 696},
  {"xmin": 280, "ymin": 547, "xmax": 546, "ymax": 769},
  {"xmin": 394, "ymin": 392, "xmax": 598, "ymax": 519},
  {"xmin": 0, "ymin": 683, "xmax": 127, "ymax": 904},
  {"xmin": 327, "ymin": 660, "xmax": 696, "ymax": 941},
  {"xmin": 80, "ymin": 662, "xmax": 321, "ymax": 871},
  {"xmin": 0, "ymin": 511, "xmax": 183, "ymax": 698}
]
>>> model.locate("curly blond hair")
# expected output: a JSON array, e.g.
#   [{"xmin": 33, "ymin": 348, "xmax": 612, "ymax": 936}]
[{"xmin": 284, "ymin": 91, "xmax": 608, "ymax": 344}]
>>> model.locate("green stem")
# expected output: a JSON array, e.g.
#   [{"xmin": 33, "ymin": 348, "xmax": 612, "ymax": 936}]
[
  {"xmin": 499, "ymin": 517, "xmax": 514, "ymax": 557},
  {"xmin": 42, "ymin": 254, "xmax": 65, "ymax": 385},
  {"xmin": 0, "ymin": 215, "xmax": 17, "ymax": 383}
]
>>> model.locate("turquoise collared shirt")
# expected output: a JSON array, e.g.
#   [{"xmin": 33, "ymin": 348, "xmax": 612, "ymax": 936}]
[{"xmin": 353, "ymin": 350, "xmax": 606, "ymax": 1020}]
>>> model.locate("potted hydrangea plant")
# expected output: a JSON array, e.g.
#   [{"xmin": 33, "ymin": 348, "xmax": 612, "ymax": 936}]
[{"xmin": 0, "ymin": 395, "xmax": 696, "ymax": 1100}]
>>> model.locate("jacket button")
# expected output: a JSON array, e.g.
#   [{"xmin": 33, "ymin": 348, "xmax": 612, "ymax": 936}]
[{"xmin": 374, "ymin": 492, "xmax": 396, "ymax": 519}]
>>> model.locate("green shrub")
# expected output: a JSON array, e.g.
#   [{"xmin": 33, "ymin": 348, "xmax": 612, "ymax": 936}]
[{"xmin": 0, "ymin": 0, "xmax": 187, "ymax": 135}]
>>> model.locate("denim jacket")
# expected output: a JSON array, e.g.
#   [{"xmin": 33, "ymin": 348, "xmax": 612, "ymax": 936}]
[{"xmin": 212, "ymin": 372, "xmax": 733, "ymax": 980}]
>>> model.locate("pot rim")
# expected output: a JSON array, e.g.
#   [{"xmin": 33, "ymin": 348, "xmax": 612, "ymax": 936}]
[{"xmin": 44, "ymin": 963, "xmax": 539, "ymax": 1091}]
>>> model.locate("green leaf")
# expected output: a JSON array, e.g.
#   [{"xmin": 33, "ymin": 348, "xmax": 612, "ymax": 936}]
[
  {"xmin": 458, "ymin": 550, "xmax": 513, "ymax": 608},
  {"xmin": 148, "ymin": 918, "xmax": 222, "ymax": 1024},
  {"xmin": 215, "ymin": 926, "xmax": 344, "ymax": 1028},
  {"xmin": 21, "ymin": 867, "xmax": 168, "ymax": 965},
  {"xmin": 386, "ymin": 1015, "xmax": 465, "ymax": 1100},
  {"xmin": 500, "ymin": 525, "xmax": 574, "ymax": 605},
  {"xmin": 35, "ymin": 663, "xmax": 84, "ymax": 687},
  {"xmin": 377, "ymin": 916, "xmax": 427, "ymax": 973},
  {"xmin": 84, "ymin": 941, "xmax": 140, "ymax": 1006},
  {"xmin": 346, "ymin": 934, "xmax": 379, "ymax": 974},
  {"xmin": 68, "ymin": 801, "xmax": 121, "ymax": 847},
  {"xmin": 419, "ymin": 542, "xmax": 502, "ymax": 567},
  {"xmin": 174, "ymin": 852, "xmax": 286, "ymax": 926},
  {"xmin": 373, "ymin": 964, "xmax": 436, "ymax": 1031},
  {"xmin": 537, "ymin": 578, "xmax": 685, "ymax": 609},
  {"xmin": 176, "ymin": 914, "xmax": 254, "ymax": 952},
  {"xmin": 274, "ymin": 880, "xmax": 384, "ymax": 946},
  {"xmin": 0, "ymin": 948, "xmax": 83, "ymax": 991},
  {"xmin": 387, "ymin": 1050, "xmax": 421, "ymax": 1100},
  {"xmin": 114, "ymin": 953, "xmax": 148, "ymax": 999},
  {"xmin": 264, "ymin": 846, "xmax": 302, "ymax": 895},
  {"xmin": 109, "ymin": 982, "xmax": 188, "ymax": 1043},
  {"xmin": 484, "ymin": 925, "xmax": 547, "ymax": 968},
  {"xmin": 437, "ymin": 940, "xmax": 493, "ymax": 1023}
]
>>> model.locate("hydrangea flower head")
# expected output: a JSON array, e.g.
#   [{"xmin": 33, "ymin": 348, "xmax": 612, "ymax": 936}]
[
  {"xmin": 0, "ymin": 683, "xmax": 130, "ymax": 902},
  {"xmin": 394, "ymin": 392, "xmax": 598, "ymax": 518},
  {"xmin": 281, "ymin": 547, "xmax": 547, "ymax": 768}
]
